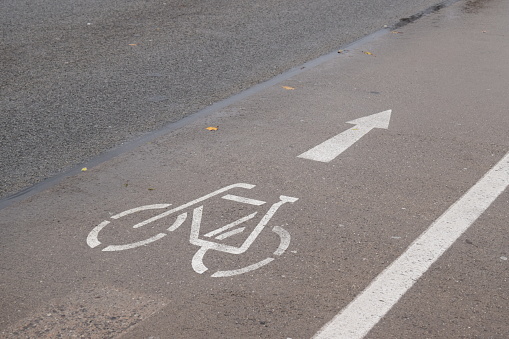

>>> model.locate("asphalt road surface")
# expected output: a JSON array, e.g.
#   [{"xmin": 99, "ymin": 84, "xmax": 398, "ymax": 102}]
[
  {"xmin": 2, "ymin": 0, "xmax": 446, "ymax": 200},
  {"xmin": 1, "ymin": 0, "xmax": 508, "ymax": 337}
]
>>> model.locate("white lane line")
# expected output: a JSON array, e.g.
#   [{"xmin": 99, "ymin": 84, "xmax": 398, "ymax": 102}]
[
  {"xmin": 221, "ymin": 194, "xmax": 266, "ymax": 206},
  {"xmin": 313, "ymin": 151, "xmax": 509, "ymax": 339}
]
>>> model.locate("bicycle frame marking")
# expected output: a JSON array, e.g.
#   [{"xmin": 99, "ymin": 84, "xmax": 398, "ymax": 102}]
[
  {"xmin": 189, "ymin": 195, "xmax": 298, "ymax": 255},
  {"xmin": 86, "ymin": 183, "xmax": 298, "ymax": 277}
]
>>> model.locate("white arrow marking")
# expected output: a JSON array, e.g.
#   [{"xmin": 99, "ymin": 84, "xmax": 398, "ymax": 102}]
[{"xmin": 298, "ymin": 110, "xmax": 392, "ymax": 162}]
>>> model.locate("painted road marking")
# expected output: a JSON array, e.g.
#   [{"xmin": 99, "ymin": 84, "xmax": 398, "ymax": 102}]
[
  {"xmin": 111, "ymin": 204, "xmax": 171, "ymax": 219},
  {"xmin": 214, "ymin": 227, "xmax": 246, "ymax": 240},
  {"xmin": 313, "ymin": 151, "xmax": 509, "ymax": 339},
  {"xmin": 203, "ymin": 212, "xmax": 258, "ymax": 238},
  {"xmin": 189, "ymin": 195, "xmax": 298, "ymax": 255},
  {"xmin": 210, "ymin": 258, "xmax": 274, "ymax": 278},
  {"xmin": 167, "ymin": 212, "xmax": 188, "ymax": 232},
  {"xmin": 86, "ymin": 183, "xmax": 256, "ymax": 250},
  {"xmin": 87, "ymin": 183, "xmax": 298, "ymax": 277},
  {"xmin": 190, "ymin": 195, "xmax": 298, "ymax": 276},
  {"xmin": 272, "ymin": 225, "xmax": 291, "ymax": 256},
  {"xmin": 222, "ymin": 194, "xmax": 266, "ymax": 206},
  {"xmin": 298, "ymin": 110, "xmax": 392, "ymax": 162},
  {"xmin": 130, "ymin": 183, "xmax": 256, "ymax": 229},
  {"xmin": 208, "ymin": 226, "xmax": 291, "ymax": 278},
  {"xmin": 103, "ymin": 233, "xmax": 167, "ymax": 252}
]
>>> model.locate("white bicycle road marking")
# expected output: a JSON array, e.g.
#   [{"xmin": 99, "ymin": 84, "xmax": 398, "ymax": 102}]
[
  {"xmin": 272, "ymin": 226, "xmax": 291, "ymax": 256},
  {"xmin": 189, "ymin": 195, "xmax": 298, "ymax": 255},
  {"xmin": 214, "ymin": 227, "xmax": 246, "ymax": 240},
  {"xmin": 87, "ymin": 183, "xmax": 298, "ymax": 277},
  {"xmin": 193, "ymin": 225, "xmax": 292, "ymax": 278},
  {"xmin": 314, "ymin": 151, "xmax": 509, "ymax": 339},
  {"xmin": 211, "ymin": 258, "xmax": 275, "ymax": 278},
  {"xmin": 87, "ymin": 183, "xmax": 256, "ymax": 249},
  {"xmin": 87, "ymin": 204, "xmax": 172, "ymax": 249},
  {"xmin": 221, "ymin": 194, "xmax": 266, "ymax": 206},
  {"xmin": 111, "ymin": 204, "xmax": 171, "ymax": 220},
  {"xmin": 167, "ymin": 212, "xmax": 187, "ymax": 232},
  {"xmin": 103, "ymin": 233, "xmax": 167, "ymax": 252},
  {"xmin": 131, "ymin": 183, "xmax": 256, "ymax": 229},
  {"xmin": 86, "ymin": 220, "xmax": 109, "ymax": 248},
  {"xmin": 203, "ymin": 212, "xmax": 258, "ymax": 238}
]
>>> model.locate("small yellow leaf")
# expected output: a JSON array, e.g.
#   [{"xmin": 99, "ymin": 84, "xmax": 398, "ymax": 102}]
[
  {"xmin": 363, "ymin": 51, "xmax": 374, "ymax": 56},
  {"xmin": 206, "ymin": 126, "xmax": 218, "ymax": 131},
  {"xmin": 81, "ymin": 167, "xmax": 87, "ymax": 172},
  {"xmin": 282, "ymin": 86, "xmax": 295, "ymax": 90}
]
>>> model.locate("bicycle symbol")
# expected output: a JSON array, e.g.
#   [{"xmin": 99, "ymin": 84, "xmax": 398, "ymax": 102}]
[{"xmin": 86, "ymin": 183, "xmax": 299, "ymax": 277}]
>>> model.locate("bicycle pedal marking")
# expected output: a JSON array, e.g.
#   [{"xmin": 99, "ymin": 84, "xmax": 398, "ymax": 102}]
[{"xmin": 86, "ymin": 183, "xmax": 298, "ymax": 277}]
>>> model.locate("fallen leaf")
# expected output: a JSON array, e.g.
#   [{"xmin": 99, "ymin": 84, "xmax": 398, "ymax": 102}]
[
  {"xmin": 81, "ymin": 167, "xmax": 87, "ymax": 172},
  {"xmin": 205, "ymin": 126, "xmax": 218, "ymax": 131},
  {"xmin": 148, "ymin": 188, "xmax": 155, "ymax": 191},
  {"xmin": 363, "ymin": 51, "xmax": 374, "ymax": 56},
  {"xmin": 282, "ymin": 86, "xmax": 295, "ymax": 90},
  {"xmin": 129, "ymin": 44, "xmax": 137, "ymax": 46},
  {"xmin": 391, "ymin": 31, "xmax": 403, "ymax": 34}
]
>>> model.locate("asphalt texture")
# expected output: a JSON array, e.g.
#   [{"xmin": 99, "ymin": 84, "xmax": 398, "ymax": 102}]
[
  {"xmin": 1, "ymin": 0, "xmax": 507, "ymax": 337},
  {"xmin": 1, "ymin": 0, "xmax": 447, "ymax": 199}
]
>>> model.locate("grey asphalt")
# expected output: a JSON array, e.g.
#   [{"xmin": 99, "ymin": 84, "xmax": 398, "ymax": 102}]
[
  {"xmin": 1, "ymin": 0, "xmax": 508, "ymax": 338},
  {"xmin": 2, "ymin": 0, "xmax": 446, "ymax": 200}
]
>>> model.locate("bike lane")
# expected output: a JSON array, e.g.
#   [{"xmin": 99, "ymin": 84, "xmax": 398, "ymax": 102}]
[{"xmin": 1, "ymin": 1, "xmax": 508, "ymax": 338}]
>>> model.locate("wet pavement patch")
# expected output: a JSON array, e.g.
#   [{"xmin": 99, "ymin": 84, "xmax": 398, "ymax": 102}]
[
  {"xmin": 392, "ymin": 0, "xmax": 459, "ymax": 29},
  {"xmin": 463, "ymin": 0, "xmax": 494, "ymax": 13}
]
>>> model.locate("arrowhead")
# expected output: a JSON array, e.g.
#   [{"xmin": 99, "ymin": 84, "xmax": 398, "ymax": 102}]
[{"xmin": 346, "ymin": 109, "xmax": 392, "ymax": 129}]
